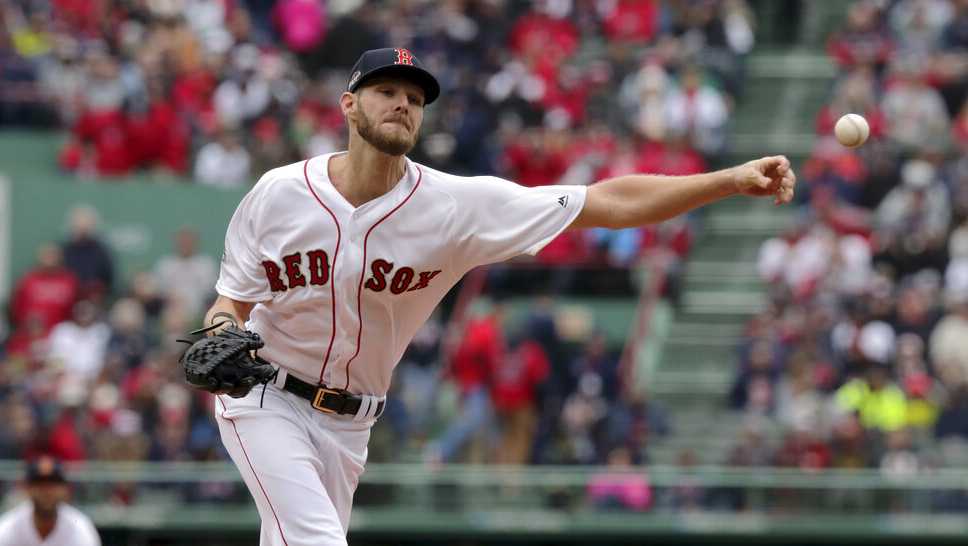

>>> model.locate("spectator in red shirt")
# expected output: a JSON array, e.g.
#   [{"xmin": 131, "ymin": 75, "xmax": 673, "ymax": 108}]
[
  {"xmin": 637, "ymin": 135, "xmax": 707, "ymax": 177},
  {"xmin": 125, "ymin": 78, "xmax": 190, "ymax": 174},
  {"xmin": 540, "ymin": 65, "xmax": 592, "ymax": 127},
  {"xmin": 59, "ymin": 49, "xmax": 134, "ymax": 177},
  {"xmin": 426, "ymin": 305, "xmax": 506, "ymax": 464},
  {"xmin": 502, "ymin": 128, "xmax": 572, "ymax": 187},
  {"xmin": 774, "ymin": 427, "xmax": 832, "ymax": 470},
  {"xmin": 508, "ymin": 4, "xmax": 579, "ymax": 69},
  {"xmin": 10, "ymin": 244, "xmax": 78, "ymax": 334},
  {"xmin": 492, "ymin": 336, "xmax": 550, "ymax": 465},
  {"xmin": 51, "ymin": 0, "xmax": 103, "ymax": 38},
  {"xmin": 598, "ymin": 0, "xmax": 659, "ymax": 44},
  {"xmin": 171, "ymin": 64, "xmax": 218, "ymax": 134}
]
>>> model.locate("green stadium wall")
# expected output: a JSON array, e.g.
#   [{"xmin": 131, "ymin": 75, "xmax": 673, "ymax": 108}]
[{"xmin": 0, "ymin": 131, "xmax": 245, "ymax": 301}]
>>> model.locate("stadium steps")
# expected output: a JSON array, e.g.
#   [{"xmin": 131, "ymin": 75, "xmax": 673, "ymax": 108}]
[
  {"xmin": 725, "ymin": 48, "xmax": 836, "ymax": 160},
  {"xmin": 645, "ymin": 42, "xmax": 837, "ymax": 465}
]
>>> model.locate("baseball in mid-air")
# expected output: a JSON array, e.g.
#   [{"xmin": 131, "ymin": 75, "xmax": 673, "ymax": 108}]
[{"xmin": 834, "ymin": 113, "xmax": 870, "ymax": 148}]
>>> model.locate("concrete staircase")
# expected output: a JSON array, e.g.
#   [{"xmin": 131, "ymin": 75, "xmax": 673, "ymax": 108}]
[{"xmin": 645, "ymin": 9, "xmax": 847, "ymax": 463}]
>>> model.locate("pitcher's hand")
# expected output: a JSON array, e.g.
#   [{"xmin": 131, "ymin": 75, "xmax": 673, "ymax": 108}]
[{"xmin": 733, "ymin": 156, "xmax": 797, "ymax": 205}]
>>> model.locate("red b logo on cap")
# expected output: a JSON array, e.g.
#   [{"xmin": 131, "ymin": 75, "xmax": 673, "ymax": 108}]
[{"xmin": 395, "ymin": 48, "xmax": 414, "ymax": 66}]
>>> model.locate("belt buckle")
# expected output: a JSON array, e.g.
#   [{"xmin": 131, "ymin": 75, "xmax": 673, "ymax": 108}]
[{"xmin": 312, "ymin": 387, "xmax": 342, "ymax": 414}]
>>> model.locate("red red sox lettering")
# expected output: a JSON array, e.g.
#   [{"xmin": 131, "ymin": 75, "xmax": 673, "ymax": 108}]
[{"xmin": 262, "ymin": 251, "xmax": 441, "ymax": 294}]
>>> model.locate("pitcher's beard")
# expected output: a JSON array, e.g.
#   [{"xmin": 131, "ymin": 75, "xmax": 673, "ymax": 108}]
[{"xmin": 356, "ymin": 110, "xmax": 415, "ymax": 156}]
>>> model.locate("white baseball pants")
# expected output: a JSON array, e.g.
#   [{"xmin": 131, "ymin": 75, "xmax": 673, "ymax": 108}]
[{"xmin": 214, "ymin": 380, "xmax": 374, "ymax": 546}]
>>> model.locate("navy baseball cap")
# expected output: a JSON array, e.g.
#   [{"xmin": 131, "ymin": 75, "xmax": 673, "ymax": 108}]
[
  {"xmin": 26, "ymin": 456, "xmax": 67, "ymax": 484},
  {"xmin": 347, "ymin": 48, "xmax": 440, "ymax": 105}
]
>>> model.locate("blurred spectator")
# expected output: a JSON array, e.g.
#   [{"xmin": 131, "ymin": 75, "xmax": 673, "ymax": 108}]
[
  {"xmin": 425, "ymin": 305, "xmax": 504, "ymax": 464},
  {"xmin": 9, "ymin": 244, "xmax": 78, "ymax": 335},
  {"xmin": 272, "ymin": 0, "xmax": 327, "ymax": 54},
  {"xmin": 874, "ymin": 159, "xmax": 950, "ymax": 276},
  {"xmin": 560, "ymin": 371, "xmax": 609, "ymax": 464},
  {"xmin": 492, "ymin": 335, "xmax": 549, "ymax": 465},
  {"xmin": 943, "ymin": 0, "xmax": 968, "ymax": 52},
  {"xmin": 665, "ymin": 449, "xmax": 706, "ymax": 511},
  {"xmin": 728, "ymin": 418, "xmax": 774, "ymax": 467},
  {"xmin": 394, "ymin": 313, "xmax": 444, "ymax": 440},
  {"xmin": 46, "ymin": 300, "xmax": 110, "ymax": 385},
  {"xmin": 896, "ymin": 333, "xmax": 941, "ymax": 430},
  {"xmin": 0, "ymin": 396, "xmax": 37, "ymax": 459},
  {"xmin": 730, "ymin": 338, "xmax": 780, "ymax": 411},
  {"xmin": 827, "ymin": 1, "xmax": 894, "ymax": 70},
  {"xmin": 935, "ymin": 386, "xmax": 968, "ymax": 439},
  {"xmin": 829, "ymin": 413, "xmax": 874, "ymax": 468},
  {"xmin": 194, "ymin": 128, "xmax": 252, "ymax": 188},
  {"xmin": 104, "ymin": 298, "xmax": 150, "ymax": 374},
  {"xmin": 620, "ymin": 62, "xmax": 672, "ymax": 142},
  {"xmin": 721, "ymin": 417, "xmax": 773, "ymax": 509},
  {"xmin": 775, "ymin": 352, "xmax": 828, "ymax": 433},
  {"xmin": 604, "ymin": 392, "xmax": 670, "ymax": 465},
  {"xmin": 60, "ymin": 206, "xmax": 114, "ymax": 300},
  {"xmin": 880, "ymin": 56, "xmax": 951, "ymax": 151},
  {"xmin": 502, "ymin": 128, "xmax": 571, "ymax": 187},
  {"xmin": 774, "ymin": 423, "xmax": 832, "ymax": 472},
  {"xmin": 0, "ymin": 11, "xmax": 56, "ymax": 126},
  {"xmin": 153, "ymin": 228, "xmax": 217, "ymax": 318},
  {"xmin": 929, "ymin": 289, "xmax": 968, "ymax": 388},
  {"xmin": 28, "ymin": 387, "xmax": 88, "ymax": 462},
  {"xmin": 123, "ymin": 77, "xmax": 191, "ymax": 175},
  {"xmin": 888, "ymin": 0, "xmax": 954, "ymax": 57},
  {"xmin": 58, "ymin": 48, "xmax": 131, "ymax": 176},
  {"xmin": 212, "ymin": 45, "xmax": 271, "ymax": 129},
  {"xmin": 834, "ymin": 361, "xmax": 908, "ymax": 433},
  {"xmin": 127, "ymin": 271, "xmax": 167, "ymax": 325},
  {"xmin": 879, "ymin": 428, "xmax": 921, "ymax": 480},
  {"xmin": 598, "ymin": 0, "xmax": 660, "ymax": 44},
  {"xmin": 664, "ymin": 65, "xmax": 730, "ymax": 157},
  {"xmin": 586, "ymin": 447, "xmax": 652, "ymax": 512}
]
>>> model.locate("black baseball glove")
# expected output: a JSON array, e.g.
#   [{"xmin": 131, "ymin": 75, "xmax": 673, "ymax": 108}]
[{"xmin": 178, "ymin": 324, "xmax": 276, "ymax": 398}]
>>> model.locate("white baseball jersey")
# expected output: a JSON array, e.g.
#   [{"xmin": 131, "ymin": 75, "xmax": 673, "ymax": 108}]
[
  {"xmin": 0, "ymin": 502, "xmax": 101, "ymax": 546},
  {"xmin": 216, "ymin": 152, "xmax": 586, "ymax": 396}
]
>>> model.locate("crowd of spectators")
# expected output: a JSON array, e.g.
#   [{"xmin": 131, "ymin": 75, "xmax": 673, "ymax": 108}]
[
  {"xmin": 0, "ymin": 0, "xmax": 753, "ymax": 491},
  {"xmin": 729, "ymin": 0, "xmax": 968, "ymax": 509},
  {"xmin": 0, "ymin": 0, "xmax": 756, "ymax": 264},
  {"xmin": 6, "ymin": 0, "xmax": 968, "ymax": 518}
]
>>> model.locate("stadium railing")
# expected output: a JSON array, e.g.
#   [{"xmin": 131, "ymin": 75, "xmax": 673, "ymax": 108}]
[{"xmin": 1, "ymin": 460, "xmax": 967, "ymax": 543}]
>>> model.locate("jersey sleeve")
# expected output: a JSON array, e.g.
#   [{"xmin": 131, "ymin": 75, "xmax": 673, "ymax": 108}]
[
  {"xmin": 215, "ymin": 177, "xmax": 272, "ymax": 302},
  {"xmin": 452, "ymin": 176, "xmax": 587, "ymax": 270}
]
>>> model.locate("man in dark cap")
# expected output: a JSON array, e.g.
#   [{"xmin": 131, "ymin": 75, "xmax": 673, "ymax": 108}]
[
  {"xmin": 197, "ymin": 46, "xmax": 796, "ymax": 546},
  {"xmin": 0, "ymin": 455, "xmax": 101, "ymax": 546}
]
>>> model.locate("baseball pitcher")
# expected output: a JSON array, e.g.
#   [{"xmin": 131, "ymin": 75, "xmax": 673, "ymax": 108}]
[{"xmin": 179, "ymin": 48, "xmax": 796, "ymax": 546}]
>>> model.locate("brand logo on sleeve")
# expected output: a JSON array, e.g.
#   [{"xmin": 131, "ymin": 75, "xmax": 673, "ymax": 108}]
[{"xmin": 557, "ymin": 195, "xmax": 568, "ymax": 208}]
